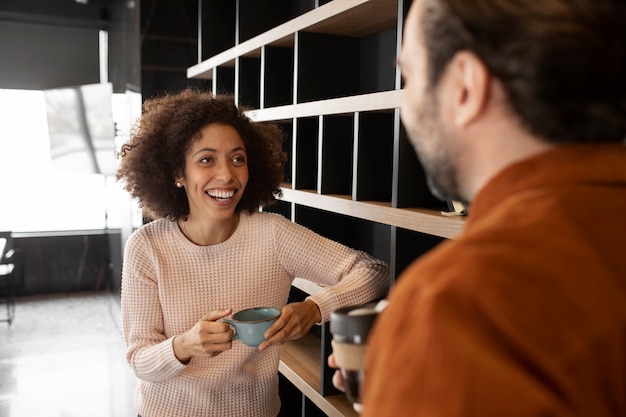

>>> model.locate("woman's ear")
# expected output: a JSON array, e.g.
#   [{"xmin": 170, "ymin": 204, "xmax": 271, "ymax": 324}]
[{"xmin": 174, "ymin": 172, "xmax": 185, "ymax": 188}]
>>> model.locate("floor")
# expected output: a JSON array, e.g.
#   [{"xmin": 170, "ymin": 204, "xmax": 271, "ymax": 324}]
[{"xmin": 0, "ymin": 291, "xmax": 138, "ymax": 417}]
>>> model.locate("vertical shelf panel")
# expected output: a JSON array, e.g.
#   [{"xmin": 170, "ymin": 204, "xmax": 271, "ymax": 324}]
[
  {"xmin": 355, "ymin": 111, "xmax": 394, "ymax": 202},
  {"xmin": 297, "ymin": 32, "xmax": 360, "ymax": 103},
  {"xmin": 320, "ymin": 114, "xmax": 354, "ymax": 196},
  {"xmin": 294, "ymin": 117, "xmax": 319, "ymax": 191}
]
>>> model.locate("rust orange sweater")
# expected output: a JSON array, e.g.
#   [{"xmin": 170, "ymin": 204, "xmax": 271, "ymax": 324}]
[{"xmin": 364, "ymin": 144, "xmax": 626, "ymax": 416}]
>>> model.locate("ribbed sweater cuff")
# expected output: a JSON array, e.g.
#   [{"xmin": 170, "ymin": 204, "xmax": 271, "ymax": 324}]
[{"xmin": 307, "ymin": 292, "xmax": 337, "ymax": 324}]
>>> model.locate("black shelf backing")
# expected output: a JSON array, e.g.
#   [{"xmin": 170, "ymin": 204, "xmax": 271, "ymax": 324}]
[
  {"xmin": 320, "ymin": 115, "xmax": 354, "ymax": 196},
  {"xmin": 294, "ymin": 117, "xmax": 319, "ymax": 191},
  {"xmin": 355, "ymin": 112, "xmax": 394, "ymax": 202},
  {"xmin": 264, "ymin": 45, "xmax": 295, "ymax": 108}
]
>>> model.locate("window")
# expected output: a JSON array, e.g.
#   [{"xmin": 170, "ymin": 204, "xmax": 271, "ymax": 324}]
[{"xmin": 0, "ymin": 87, "xmax": 141, "ymax": 233}]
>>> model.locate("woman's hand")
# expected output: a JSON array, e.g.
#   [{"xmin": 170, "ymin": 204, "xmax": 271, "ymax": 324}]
[
  {"xmin": 173, "ymin": 308, "xmax": 234, "ymax": 363},
  {"xmin": 258, "ymin": 300, "xmax": 321, "ymax": 351}
]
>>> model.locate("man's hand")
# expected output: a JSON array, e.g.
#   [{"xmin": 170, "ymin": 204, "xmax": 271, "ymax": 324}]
[{"xmin": 328, "ymin": 353, "xmax": 364, "ymax": 413}]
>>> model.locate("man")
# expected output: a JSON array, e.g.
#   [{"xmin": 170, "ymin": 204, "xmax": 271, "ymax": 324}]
[{"xmin": 335, "ymin": 0, "xmax": 626, "ymax": 415}]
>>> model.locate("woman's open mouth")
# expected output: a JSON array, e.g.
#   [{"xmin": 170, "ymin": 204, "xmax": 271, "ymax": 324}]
[{"xmin": 206, "ymin": 189, "xmax": 236, "ymax": 202}]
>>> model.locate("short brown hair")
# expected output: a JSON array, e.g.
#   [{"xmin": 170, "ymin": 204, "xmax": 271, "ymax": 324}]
[
  {"xmin": 419, "ymin": 0, "xmax": 626, "ymax": 144},
  {"xmin": 116, "ymin": 88, "xmax": 287, "ymax": 220}
]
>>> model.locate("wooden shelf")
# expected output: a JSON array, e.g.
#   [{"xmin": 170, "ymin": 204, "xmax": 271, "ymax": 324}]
[
  {"xmin": 187, "ymin": 0, "xmax": 398, "ymax": 80},
  {"xmin": 278, "ymin": 187, "xmax": 465, "ymax": 240},
  {"xmin": 280, "ymin": 334, "xmax": 359, "ymax": 417},
  {"xmin": 292, "ymin": 277, "xmax": 323, "ymax": 296},
  {"xmin": 246, "ymin": 90, "xmax": 403, "ymax": 121}
]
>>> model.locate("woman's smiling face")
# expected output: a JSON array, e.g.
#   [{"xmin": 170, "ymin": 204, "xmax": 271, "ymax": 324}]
[{"xmin": 177, "ymin": 123, "xmax": 249, "ymax": 222}]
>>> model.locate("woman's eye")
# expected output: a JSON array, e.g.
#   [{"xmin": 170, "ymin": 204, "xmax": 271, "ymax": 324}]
[
  {"xmin": 200, "ymin": 156, "xmax": 215, "ymax": 164},
  {"xmin": 232, "ymin": 155, "xmax": 246, "ymax": 165}
]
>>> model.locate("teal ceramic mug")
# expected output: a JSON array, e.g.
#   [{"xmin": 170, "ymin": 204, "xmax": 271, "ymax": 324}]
[{"xmin": 221, "ymin": 307, "xmax": 281, "ymax": 347}]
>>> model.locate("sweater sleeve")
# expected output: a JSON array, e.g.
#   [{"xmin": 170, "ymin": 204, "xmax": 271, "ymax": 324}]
[
  {"xmin": 272, "ymin": 215, "xmax": 389, "ymax": 322},
  {"xmin": 121, "ymin": 230, "xmax": 188, "ymax": 382}
]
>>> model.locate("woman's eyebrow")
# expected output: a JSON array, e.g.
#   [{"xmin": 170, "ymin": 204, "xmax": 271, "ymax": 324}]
[
  {"xmin": 191, "ymin": 147, "xmax": 217, "ymax": 157},
  {"xmin": 191, "ymin": 146, "xmax": 247, "ymax": 157}
]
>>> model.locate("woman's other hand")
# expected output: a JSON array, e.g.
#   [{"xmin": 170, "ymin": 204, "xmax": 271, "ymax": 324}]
[
  {"xmin": 258, "ymin": 300, "xmax": 321, "ymax": 351},
  {"xmin": 173, "ymin": 308, "xmax": 234, "ymax": 363}
]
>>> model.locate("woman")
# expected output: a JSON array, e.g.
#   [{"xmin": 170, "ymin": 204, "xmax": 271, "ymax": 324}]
[{"xmin": 116, "ymin": 88, "xmax": 389, "ymax": 417}]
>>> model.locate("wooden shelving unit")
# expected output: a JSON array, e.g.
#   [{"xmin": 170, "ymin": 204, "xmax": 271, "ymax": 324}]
[{"xmin": 189, "ymin": 0, "xmax": 464, "ymax": 415}]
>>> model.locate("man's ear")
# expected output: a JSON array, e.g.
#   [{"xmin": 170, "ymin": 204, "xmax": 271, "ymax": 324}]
[{"xmin": 447, "ymin": 51, "xmax": 490, "ymax": 127}]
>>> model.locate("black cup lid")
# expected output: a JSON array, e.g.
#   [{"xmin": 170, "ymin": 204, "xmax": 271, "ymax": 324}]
[{"xmin": 330, "ymin": 302, "xmax": 379, "ymax": 341}]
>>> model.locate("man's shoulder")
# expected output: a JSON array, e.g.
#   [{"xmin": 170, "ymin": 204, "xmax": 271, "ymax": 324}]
[{"xmin": 391, "ymin": 230, "xmax": 535, "ymax": 307}]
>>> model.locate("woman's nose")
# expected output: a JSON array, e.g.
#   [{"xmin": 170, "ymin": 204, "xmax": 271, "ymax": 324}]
[{"xmin": 214, "ymin": 161, "xmax": 234, "ymax": 182}]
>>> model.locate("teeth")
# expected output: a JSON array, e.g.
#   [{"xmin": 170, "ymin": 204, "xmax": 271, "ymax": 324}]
[{"xmin": 207, "ymin": 190, "xmax": 235, "ymax": 199}]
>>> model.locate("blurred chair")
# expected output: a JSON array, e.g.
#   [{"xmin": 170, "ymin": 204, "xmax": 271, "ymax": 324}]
[{"xmin": 1, "ymin": 231, "xmax": 21, "ymax": 325}]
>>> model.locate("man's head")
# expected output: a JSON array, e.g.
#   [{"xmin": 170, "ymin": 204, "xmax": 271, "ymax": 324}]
[{"xmin": 399, "ymin": 0, "xmax": 626, "ymax": 203}]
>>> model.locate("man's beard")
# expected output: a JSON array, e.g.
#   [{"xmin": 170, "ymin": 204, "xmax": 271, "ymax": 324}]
[{"xmin": 405, "ymin": 93, "xmax": 467, "ymax": 205}]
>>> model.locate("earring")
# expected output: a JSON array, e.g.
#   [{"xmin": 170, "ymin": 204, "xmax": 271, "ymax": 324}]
[{"xmin": 175, "ymin": 182, "xmax": 182, "ymax": 188}]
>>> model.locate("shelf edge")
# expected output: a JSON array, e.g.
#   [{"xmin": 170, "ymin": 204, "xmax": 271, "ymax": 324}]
[
  {"xmin": 188, "ymin": 0, "xmax": 390, "ymax": 79},
  {"xmin": 245, "ymin": 90, "xmax": 403, "ymax": 122},
  {"xmin": 292, "ymin": 277, "xmax": 323, "ymax": 296},
  {"xmin": 278, "ymin": 188, "xmax": 465, "ymax": 239}
]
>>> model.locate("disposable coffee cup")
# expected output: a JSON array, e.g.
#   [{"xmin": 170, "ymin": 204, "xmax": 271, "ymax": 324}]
[
  {"xmin": 330, "ymin": 301, "xmax": 385, "ymax": 405},
  {"xmin": 221, "ymin": 307, "xmax": 281, "ymax": 348}
]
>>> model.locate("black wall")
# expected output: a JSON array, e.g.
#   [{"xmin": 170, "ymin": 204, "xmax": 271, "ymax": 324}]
[
  {"xmin": 140, "ymin": 0, "xmax": 209, "ymax": 100},
  {"xmin": 1, "ymin": 232, "xmax": 119, "ymax": 297},
  {"xmin": 0, "ymin": 0, "xmax": 140, "ymax": 93}
]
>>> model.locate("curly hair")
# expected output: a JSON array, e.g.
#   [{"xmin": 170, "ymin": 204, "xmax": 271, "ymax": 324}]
[
  {"xmin": 116, "ymin": 88, "xmax": 287, "ymax": 220},
  {"xmin": 420, "ymin": 0, "xmax": 626, "ymax": 144}
]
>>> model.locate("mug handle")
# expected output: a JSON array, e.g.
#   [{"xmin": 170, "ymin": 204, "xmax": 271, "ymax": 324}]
[{"xmin": 220, "ymin": 318, "xmax": 239, "ymax": 341}]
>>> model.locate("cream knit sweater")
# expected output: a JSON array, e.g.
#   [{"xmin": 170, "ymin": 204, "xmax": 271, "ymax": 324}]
[{"xmin": 121, "ymin": 211, "xmax": 389, "ymax": 417}]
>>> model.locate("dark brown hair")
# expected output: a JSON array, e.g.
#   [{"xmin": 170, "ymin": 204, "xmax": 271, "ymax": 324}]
[
  {"xmin": 116, "ymin": 88, "xmax": 287, "ymax": 220},
  {"xmin": 420, "ymin": 0, "xmax": 626, "ymax": 144}
]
